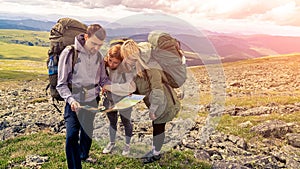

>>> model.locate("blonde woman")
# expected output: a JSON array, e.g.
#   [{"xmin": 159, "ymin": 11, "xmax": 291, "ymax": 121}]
[{"xmin": 117, "ymin": 39, "xmax": 181, "ymax": 164}]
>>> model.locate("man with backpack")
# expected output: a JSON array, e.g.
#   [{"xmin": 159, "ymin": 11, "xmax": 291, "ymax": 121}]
[{"xmin": 56, "ymin": 24, "xmax": 110, "ymax": 169}]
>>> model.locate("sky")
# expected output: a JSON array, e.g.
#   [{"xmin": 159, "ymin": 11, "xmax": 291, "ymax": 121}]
[{"xmin": 1, "ymin": 0, "xmax": 300, "ymax": 36}]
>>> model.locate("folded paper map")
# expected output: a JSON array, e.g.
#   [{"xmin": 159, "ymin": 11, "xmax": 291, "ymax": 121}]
[
  {"xmin": 113, "ymin": 94, "xmax": 145, "ymax": 110},
  {"xmin": 80, "ymin": 94, "xmax": 145, "ymax": 113}
]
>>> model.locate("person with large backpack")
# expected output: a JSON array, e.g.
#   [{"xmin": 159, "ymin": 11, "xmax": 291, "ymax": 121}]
[
  {"xmin": 47, "ymin": 18, "xmax": 88, "ymax": 108},
  {"xmin": 106, "ymin": 39, "xmax": 181, "ymax": 164},
  {"xmin": 56, "ymin": 23, "xmax": 109, "ymax": 169}
]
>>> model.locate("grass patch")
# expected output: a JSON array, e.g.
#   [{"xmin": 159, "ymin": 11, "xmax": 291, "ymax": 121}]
[
  {"xmin": 0, "ymin": 132, "xmax": 211, "ymax": 169},
  {"xmin": 0, "ymin": 59, "xmax": 47, "ymax": 81},
  {"xmin": 0, "ymin": 132, "xmax": 66, "ymax": 168},
  {"xmin": 199, "ymin": 92, "xmax": 300, "ymax": 108},
  {"xmin": 0, "ymin": 41, "xmax": 48, "ymax": 61},
  {"xmin": 0, "ymin": 70, "xmax": 45, "ymax": 81},
  {"xmin": 217, "ymin": 111, "xmax": 300, "ymax": 140},
  {"xmin": 0, "ymin": 40, "xmax": 48, "ymax": 81},
  {"xmin": 28, "ymin": 97, "xmax": 48, "ymax": 104},
  {"xmin": 226, "ymin": 95, "xmax": 300, "ymax": 107},
  {"xmin": 0, "ymin": 29, "xmax": 49, "ymax": 47}
]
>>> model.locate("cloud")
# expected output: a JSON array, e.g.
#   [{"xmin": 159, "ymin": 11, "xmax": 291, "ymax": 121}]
[
  {"xmin": 78, "ymin": 0, "xmax": 121, "ymax": 8},
  {"xmin": 257, "ymin": 1, "xmax": 300, "ymax": 26},
  {"xmin": 1, "ymin": 0, "xmax": 300, "ymax": 27},
  {"xmin": 65, "ymin": 0, "xmax": 300, "ymax": 26}
]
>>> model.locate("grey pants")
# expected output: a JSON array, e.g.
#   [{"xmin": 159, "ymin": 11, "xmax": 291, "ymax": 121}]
[{"xmin": 106, "ymin": 107, "xmax": 133, "ymax": 144}]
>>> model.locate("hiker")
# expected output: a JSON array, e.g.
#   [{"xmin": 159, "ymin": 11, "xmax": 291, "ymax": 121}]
[
  {"xmin": 56, "ymin": 24, "xmax": 109, "ymax": 169},
  {"xmin": 104, "ymin": 39, "xmax": 181, "ymax": 164},
  {"xmin": 102, "ymin": 43, "xmax": 135, "ymax": 156}
]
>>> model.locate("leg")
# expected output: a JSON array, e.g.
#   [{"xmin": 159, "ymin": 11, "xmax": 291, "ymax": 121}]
[
  {"xmin": 78, "ymin": 100, "xmax": 97, "ymax": 160},
  {"xmin": 119, "ymin": 108, "xmax": 133, "ymax": 145},
  {"xmin": 64, "ymin": 103, "xmax": 82, "ymax": 169},
  {"xmin": 152, "ymin": 122, "xmax": 166, "ymax": 152},
  {"xmin": 106, "ymin": 110, "xmax": 118, "ymax": 143},
  {"xmin": 102, "ymin": 110, "xmax": 118, "ymax": 154},
  {"xmin": 119, "ymin": 108, "xmax": 133, "ymax": 155},
  {"xmin": 142, "ymin": 122, "xmax": 166, "ymax": 164}
]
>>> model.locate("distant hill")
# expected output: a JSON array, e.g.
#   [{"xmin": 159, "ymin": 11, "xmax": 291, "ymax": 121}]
[
  {"xmin": 128, "ymin": 32, "xmax": 300, "ymax": 66},
  {"xmin": 207, "ymin": 33, "xmax": 300, "ymax": 63},
  {"xmin": 1, "ymin": 18, "xmax": 300, "ymax": 66},
  {"xmin": 0, "ymin": 19, "xmax": 55, "ymax": 31}
]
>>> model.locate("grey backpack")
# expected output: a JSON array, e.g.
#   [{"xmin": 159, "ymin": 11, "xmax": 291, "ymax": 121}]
[{"xmin": 147, "ymin": 31, "xmax": 187, "ymax": 88}]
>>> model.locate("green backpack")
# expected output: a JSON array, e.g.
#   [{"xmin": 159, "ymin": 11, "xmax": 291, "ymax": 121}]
[
  {"xmin": 46, "ymin": 18, "xmax": 87, "ymax": 110},
  {"xmin": 147, "ymin": 31, "xmax": 187, "ymax": 88}
]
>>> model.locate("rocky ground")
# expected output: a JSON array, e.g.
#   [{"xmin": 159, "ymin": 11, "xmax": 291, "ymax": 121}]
[{"xmin": 1, "ymin": 54, "xmax": 300, "ymax": 168}]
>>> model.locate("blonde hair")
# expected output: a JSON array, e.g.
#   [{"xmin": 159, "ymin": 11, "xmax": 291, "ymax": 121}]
[{"xmin": 121, "ymin": 39, "xmax": 149, "ymax": 77}]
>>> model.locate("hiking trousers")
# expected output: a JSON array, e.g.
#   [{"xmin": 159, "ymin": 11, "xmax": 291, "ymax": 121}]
[
  {"xmin": 64, "ymin": 98, "xmax": 99, "ymax": 169},
  {"xmin": 106, "ymin": 107, "xmax": 133, "ymax": 144}
]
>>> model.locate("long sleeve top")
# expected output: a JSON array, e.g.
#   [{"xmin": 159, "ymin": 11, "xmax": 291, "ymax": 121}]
[
  {"xmin": 56, "ymin": 34, "xmax": 110, "ymax": 104},
  {"xmin": 104, "ymin": 66, "xmax": 136, "ymax": 108}
]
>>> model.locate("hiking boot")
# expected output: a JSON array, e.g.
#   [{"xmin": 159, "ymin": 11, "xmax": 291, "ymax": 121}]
[
  {"xmin": 102, "ymin": 142, "xmax": 115, "ymax": 154},
  {"xmin": 122, "ymin": 144, "xmax": 130, "ymax": 156},
  {"xmin": 141, "ymin": 150, "xmax": 161, "ymax": 164},
  {"xmin": 82, "ymin": 157, "xmax": 97, "ymax": 164}
]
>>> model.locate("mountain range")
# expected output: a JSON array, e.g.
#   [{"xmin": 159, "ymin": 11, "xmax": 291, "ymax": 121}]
[{"xmin": 1, "ymin": 18, "xmax": 300, "ymax": 66}]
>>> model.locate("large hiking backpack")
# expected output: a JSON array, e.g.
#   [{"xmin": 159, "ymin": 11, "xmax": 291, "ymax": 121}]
[
  {"xmin": 147, "ymin": 31, "xmax": 187, "ymax": 88},
  {"xmin": 46, "ymin": 18, "xmax": 87, "ymax": 109}
]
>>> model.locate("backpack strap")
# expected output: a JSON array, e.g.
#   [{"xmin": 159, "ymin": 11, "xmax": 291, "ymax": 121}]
[
  {"xmin": 52, "ymin": 99, "xmax": 62, "ymax": 113},
  {"xmin": 96, "ymin": 52, "xmax": 101, "ymax": 65},
  {"xmin": 144, "ymin": 70, "xmax": 152, "ymax": 89},
  {"xmin": 122, "ymin": 73, "xmax": 126, "ymax": 82},
  {"xmin": 105, "ymin": 66, "xmax": 109, "ymax": 77},
  {"xmin": 163, "ymin": 82, "xmax": 176, "ymax": 105},
  {"xmin": 45, "ymin": 83, "xmax": 50, "ymax": 95},
  {"xmin": 71, "ymin": 45, "xmax": 79, "ymax": 73},
  {"xmin": 64, "ymin": 45, "xmax": 78, "ymax": 73}
]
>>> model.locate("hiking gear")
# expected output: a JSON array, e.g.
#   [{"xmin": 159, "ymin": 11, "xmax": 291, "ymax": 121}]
[
  {"xmin": 147, "ymin": 31, "xmax": 187, "ymax": 88},
  {"xmin": 134, "ymin": 69, "xmax": 181, "ymax": 124},
  {"xmin": 152, "ymin": 122, "xmax": 166, "ymax": 152},
  {"xmin": 82, "ymin": 157, "xmax": 97, "ymax": 164},
  {"xmin": 46, "ymin": 45, "xmax": 78, "ymax": 112},
  {"xmin": 45, "ymin": 18, "xmax": 87, "ymax": 111},
  {"xmin": 56, "ymin": 33, "xmax": 107, "ymax": 109},
  {"xmin": 122, "ymin": 144, "xmax": 130, "ymax": 156},
  {"xmin": 102, "ymin": 142, "xmax": 115, "ymax": 154},
  {"xmin": 65, "ymin": 102, "xmax": 95, "ymax": 169},
  {"xmin": 141, "ymin": 149, "xmax": 161, "ymax": 164}
]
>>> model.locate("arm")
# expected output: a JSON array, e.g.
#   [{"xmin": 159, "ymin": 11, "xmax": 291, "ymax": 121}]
[
  {"xmin": 146, "ymin": 69, "xmax": 166, "ymax": 117},
  {"xmin": 56, "ymin": 48, "xmax": 75, "ymax": 105},
  {"xmin": 104, "ymin": 72, "xmax": 136, "ymax": 96}
]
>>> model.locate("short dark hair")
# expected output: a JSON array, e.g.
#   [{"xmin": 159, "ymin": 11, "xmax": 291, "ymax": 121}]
[{"xmin": 86, "ymin": 24, "xmax": 106, "ymax": 40}]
